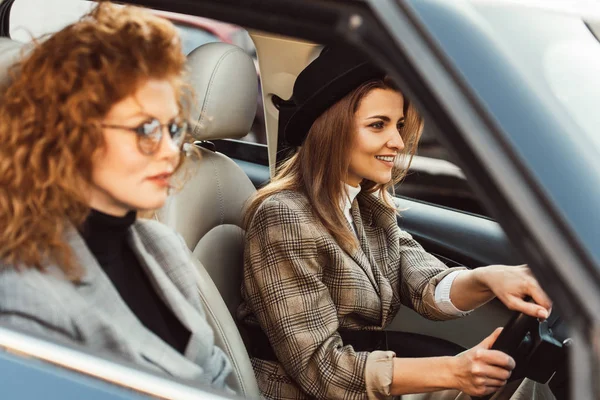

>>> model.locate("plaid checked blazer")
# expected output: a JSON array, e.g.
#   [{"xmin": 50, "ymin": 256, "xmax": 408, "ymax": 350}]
[
  {"xmin": 0, "ymin": 219, "xmax": 232, "ymax": 391},
  {"xmin": 238, "ymin": 190, "xmax": 465, "ymax": 399}
]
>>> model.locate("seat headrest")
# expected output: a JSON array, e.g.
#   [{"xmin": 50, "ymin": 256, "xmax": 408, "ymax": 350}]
[
  {"xmin": 187, "ymin": 42, "xmax": 258, "ymax": 141},
  {"xmin": 0, "ymin": 38, "xmax": 26, "ymax": 87}
]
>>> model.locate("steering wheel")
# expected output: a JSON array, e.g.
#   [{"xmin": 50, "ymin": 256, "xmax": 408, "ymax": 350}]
[
  {"xmin": 489, "ymin": 311, "xmax": 539, "ymax": 358},
  {"xmin": 471, "ymin": 311, "xmax": 539, "ymax": 400}
]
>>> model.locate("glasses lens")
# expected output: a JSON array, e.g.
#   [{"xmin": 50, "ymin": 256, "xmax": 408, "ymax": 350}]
[
  {"xmin": 135, "ymin": 119, "xmax": 186, "ymax": 154},
  {"xmin": 137, "ymin": 119, "xmax": 161, "ymax": 136},
  {"xmin": 169, "ymin": 121, "xmax": 187, "ymax": 146},
  {"xmin": 136, "ymin": 119, "xmax": 161, "ymax": 154}
]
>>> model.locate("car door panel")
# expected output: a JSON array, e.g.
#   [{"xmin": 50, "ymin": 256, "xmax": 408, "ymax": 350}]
[
  {"xmin": 391, "ymin": 197, "xmax": 517, "ymax": 348},
  {"xmin": 395, "ymin": 197, "xmax": 522, "ymax": 267},
  {"xmin": 390, "ymin": 300, "xmax": 510, "ymax": 349}
]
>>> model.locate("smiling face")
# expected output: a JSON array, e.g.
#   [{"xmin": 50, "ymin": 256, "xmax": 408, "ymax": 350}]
[
  {"xmin": 88, "ymin": 78, "xmax": 182, "ymax": 216},
  {"xmin": 346, "ymin": 88, "xmax": 406, "ymax": 187}
]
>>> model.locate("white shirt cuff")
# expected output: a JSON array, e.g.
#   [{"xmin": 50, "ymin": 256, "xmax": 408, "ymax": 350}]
[{"xmin": 434, "ymin": 270, "xmax": 473, "ymax": 316}]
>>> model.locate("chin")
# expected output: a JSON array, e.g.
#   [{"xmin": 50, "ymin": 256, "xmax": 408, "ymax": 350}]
[
  {"xmin": 131, "ymin": 194, "xmax": 168, "ymax": 212},
  {"xmin": 369, "ymin": 174, "xmax": 393, "ymax": 185}
]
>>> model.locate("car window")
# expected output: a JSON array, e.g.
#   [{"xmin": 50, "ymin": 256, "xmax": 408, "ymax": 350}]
[
  {"xmin": 471, "ymin": 2, "xmax": 600, "ymax": 158},
  {"xmin": 9, "ymin": 0, "xmax": 94, "ymax": 42},
  {"xmin": 170, "ymin": 20, "xmax": 266, "ymax": 146},
  {"xmin": 0, "ymin": 325, "xmax": 231, "ymax": 399},
  {"xmin": 544, "ymin": 36, "xmax": 600, "ymax": 154},
  {"xmin": 395, "ymin": 150, "xmax": 489, "ymax": 218},
  {"xmin": 390, "ymin": 122, "xmax": 488, "ymax": 217},
  {"xmin": 176, "ymin": 23, "xmax": 220, "ymax": 55},
  {"xmin": 147, "ymin": 11, "xmax": 265, "ymax": 146}
]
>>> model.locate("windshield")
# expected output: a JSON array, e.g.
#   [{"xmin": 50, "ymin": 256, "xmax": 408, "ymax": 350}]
[
  {"xmin": 406, "ymin": 0, "xmax": 600, "ymax": 268},
  {"xmin": 9, "ymin": 0, "xmax": 94, "ymax": 42},
  {"xmin": 472, "ymin": 2, "xmax": 600, "ymax": 157},
  {"xmin": 545, "ymin": 35, "xmax": 600, "ymax": 153}
]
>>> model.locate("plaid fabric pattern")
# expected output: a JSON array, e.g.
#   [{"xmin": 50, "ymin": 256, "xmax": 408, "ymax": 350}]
[{"xmin": 238, "ymin": 190, "xmax": 464, "ymax": 399}]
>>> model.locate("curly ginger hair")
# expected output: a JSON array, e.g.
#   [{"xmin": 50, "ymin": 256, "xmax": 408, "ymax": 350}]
[{"xmin": 0, "ymin": 2, "xmax": 187, "ymax": 280}]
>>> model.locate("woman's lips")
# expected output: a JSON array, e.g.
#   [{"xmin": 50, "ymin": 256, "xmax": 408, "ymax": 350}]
[
  {"xmin": 377, "ymin": 159, "xmax": 394, "ymax": 168},
  {"xmin": 375, "ymin": 155, "xmax": 395, "ymax": 168},
  {"xmin": 147, "ymin": 173, "xmax": 172, "ymax": 187}
]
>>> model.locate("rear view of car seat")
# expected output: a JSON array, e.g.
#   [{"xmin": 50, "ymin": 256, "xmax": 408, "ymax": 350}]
[{"xmin": 158, "ymin": 42, "xmax": 260, "ymax": 396}]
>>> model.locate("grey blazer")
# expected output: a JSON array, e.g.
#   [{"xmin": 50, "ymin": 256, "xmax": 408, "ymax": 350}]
[{"xmin": 0, "ymin": 219, "xmax": 232, "ymax": 392}]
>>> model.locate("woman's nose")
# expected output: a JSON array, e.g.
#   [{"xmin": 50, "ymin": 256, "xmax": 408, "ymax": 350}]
[
  {"xmin": 156, "ymin": 128, "xmax": 181, "ymax": 160},
  {"xmin": 387, "ymin": 130, "xmax": 405, "ymax": 152}
]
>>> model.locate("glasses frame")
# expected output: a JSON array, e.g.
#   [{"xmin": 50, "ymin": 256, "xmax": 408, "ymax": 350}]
[{"xmin": 101, "ymin": 118, "xmax": 189, "ymax": 155}]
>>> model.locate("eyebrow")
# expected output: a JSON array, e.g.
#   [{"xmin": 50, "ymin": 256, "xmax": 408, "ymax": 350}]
[
  {"xmin": 130, "ymin": 96, "xmax": 179, "ymax": 121},
  {"xmin": 366, "ymin": 115, "xmax": 405, "ymax": 122},
  {"xmin": 125, "ymin": 111, "xmax": 180, "ymax": 122}
]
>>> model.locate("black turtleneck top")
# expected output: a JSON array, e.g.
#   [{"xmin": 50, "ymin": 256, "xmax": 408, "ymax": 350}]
[{"xmin": 81, "ymin": 209, "xmax": 190, "ymax": 354}]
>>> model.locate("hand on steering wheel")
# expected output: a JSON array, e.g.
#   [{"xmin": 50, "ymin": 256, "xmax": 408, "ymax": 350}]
[
  {"xmin": 470, "ymin": 311, "xmax": 539, "ymax": 400},
  {"xmin": 452, "ymin": 328, "xmax": 516, "ymax": 397},
  {"xmin": 477, "ymin": 265, "xmax": 552, "ymax": 320}
]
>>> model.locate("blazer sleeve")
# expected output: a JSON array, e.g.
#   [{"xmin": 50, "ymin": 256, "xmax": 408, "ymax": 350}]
[
  {"xmin": 396, "ymin": 229, "xmax": 467, "ymax": 321},
  {"xmin": 0, "ymin": 312, "xmax": 81, "ymax": 345},
  {"xmin": 243, "ymin": 198, "xmax": 393, "ymax": 399}
]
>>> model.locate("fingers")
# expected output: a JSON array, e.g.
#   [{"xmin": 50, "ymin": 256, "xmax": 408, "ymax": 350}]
[
  {"xmin": 455, "ymin": 345, "xmax": 515, "ymax": 397},
  {"xmin": 493, "ymin": 264, "xmax": 553, "ymax": 318},
  {"xmin": 520, "ymin": 265, "xmax": 553, "ymax": 316},
  {"xmin": 468, "ymin": 384, "xmax": 504, "ymax": 397},
  {"xmin": 465, "ymin": 349, "xmax": 514, "ymax": 396},
  {"xmin": 479, "ymin": 327, "xmax": 503, "ymax": 348},
  {"xmin": 527, "ymin": 283, "xmax": 553, "ymax": 317},
  {"xmin": 506, "ymin": 295, "xmax": 549, "ymax": 319},
  {"xmin": 483, "ymin": 378, "xmax": 508, "ymax": 388},
  {"xmin": 474, "ymin": 363, "xmax": 513, "ymax": 381},
  {"xmin": 465, "ymin": 379, "xmax": 506, "ymax": 397},
  {"xmin": 471, "ymin": 377, "xmax": 507, "ymax": 390},
  {"xmin": 474, "ymin": 348, "xmax": 516, "ymax": 370}
]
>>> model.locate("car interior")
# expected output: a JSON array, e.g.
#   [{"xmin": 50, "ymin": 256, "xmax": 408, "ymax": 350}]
[
  {"xmin": 157, "ymin": 41, "xmax": 260, "ymax": 397},
  {"xmin": 0, "ymin": 1, "xmax": 573, "ymax": 399},
  {"xmin": 158, "ymin": 29, "xmax": 570, "ymax": 399}
]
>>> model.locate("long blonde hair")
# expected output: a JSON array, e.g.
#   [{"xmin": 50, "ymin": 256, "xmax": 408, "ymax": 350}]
[
  {"xmin": 0, "ymin": 3, "xmax": 187, "ymax": 280},
  {"xmin": 244, "ymin": 77, "xmax": 423, "ymax": 251}
]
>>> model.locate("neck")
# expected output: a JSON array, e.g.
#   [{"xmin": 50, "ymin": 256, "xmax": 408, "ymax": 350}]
[
  {"xmin": 344, "ymin": 178, "xmax": 362, "ymax": 188},
  {"xmin": 87, "ymin": 199, "xmax": 132, "ymax": 217},
  {"xmin": 341, "ymin": 182, "xmax": 361, "ymax": 206},
  {"xmin": 92, "ymin": 206, "xmax": 130, "ymax": 217},
  {"xmin": 82, "ymin": 209, "xmax": 137, "ymax": 233},
  {"xmin": 87, "ymin": 185, "xmax": 133, "ymax": 217},
  {"xmin": 81, "ymin": 209, "xmax": 137, "ymax": 259}
]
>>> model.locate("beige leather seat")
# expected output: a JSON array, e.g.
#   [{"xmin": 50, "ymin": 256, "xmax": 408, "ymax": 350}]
[{"xmin": 158, "ymin": 42, "xmax": 260, "ymax": 396}]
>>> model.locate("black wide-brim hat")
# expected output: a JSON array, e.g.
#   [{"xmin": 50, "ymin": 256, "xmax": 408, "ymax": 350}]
[{"xmin": 280, "ymin": 47, "xmax": 385, "ymax": 146}]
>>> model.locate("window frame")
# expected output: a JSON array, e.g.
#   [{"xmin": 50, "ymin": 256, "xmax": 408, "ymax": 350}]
[{"xmin": 0, "ymin": 325, "xmax": 232, "ymax": 399}]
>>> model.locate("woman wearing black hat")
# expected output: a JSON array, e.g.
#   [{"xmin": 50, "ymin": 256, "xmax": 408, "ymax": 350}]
[{"xmin": 238, "ymin": 48, "xmax": 554, "ymax": 399}]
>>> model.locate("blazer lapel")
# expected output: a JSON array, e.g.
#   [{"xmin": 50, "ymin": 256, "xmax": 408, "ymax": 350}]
[
  {"xmin": 67, "ymin": 226, "xmax": 205, "ymax": 380},
  {"xmin": 353, "ymin": 195, "xmax": 395, "ymax": 325},
  {"xmin": 349, "ymin": 200, "xmax": 381, "ymax": 296},
  {"xmin": 128, "ymin": 225, "xmax": 216, "ymax": 368}
]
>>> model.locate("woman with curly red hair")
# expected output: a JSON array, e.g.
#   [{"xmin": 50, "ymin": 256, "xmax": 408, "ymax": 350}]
[{"xmin": 0, "ymin": 2, "xmax": 232, "ymax": 391}]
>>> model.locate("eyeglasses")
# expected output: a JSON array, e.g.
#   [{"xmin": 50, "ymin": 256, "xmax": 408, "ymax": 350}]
[{"xmin": 101, "ymin": 118, "xmax": 188, "ymax": 155}]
